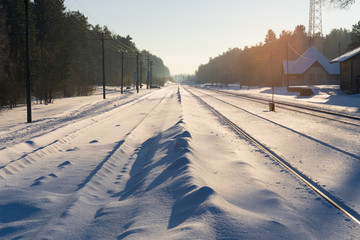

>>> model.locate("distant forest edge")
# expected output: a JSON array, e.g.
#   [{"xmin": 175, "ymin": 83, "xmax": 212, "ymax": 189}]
[
  {"xmin": 195, "ymin": 22, "xmax": 360, "ymax": 87},
  {"xmin": 0, "ymin": 0, "xmax": 171, "ymax": 108}
]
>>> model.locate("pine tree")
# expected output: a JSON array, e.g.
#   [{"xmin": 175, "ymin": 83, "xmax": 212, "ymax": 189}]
[
  {"xmin": 2, "ymin": 0, "xmax": 27, "ymax": 108},
  {"xmin": 0, "ymin": 0, "xmax": 10, "ymax": 106},
  {"xmin": 348, "ymin": 21, "xmax": 360, "ymax": 50},
  {"xmin": 322, "ymin": 28, "xmax": 350, "ymax": 59},
  {"xmin": 33, "ymin": 0, "xmax": 70, "ymax": 103},
  {"xmin": 65, "ymin": 11, "xmax": 94, "ymax": 96}
]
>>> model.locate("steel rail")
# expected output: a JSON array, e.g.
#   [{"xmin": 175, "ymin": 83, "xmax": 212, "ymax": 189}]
[
  {"xmin": 195, "ymin": 87, "xmax": 360, "ymax": 127},
  {"xmin": 185, "ymin": 86, "xmax": 360, "ymax": 226},
  {"xmin": 191, "ymin": 87, "xmax": 360, "ymax": 161},
  {"xmin": 202, "ymin": 87, "xmax": 360, "ymax": 122}
]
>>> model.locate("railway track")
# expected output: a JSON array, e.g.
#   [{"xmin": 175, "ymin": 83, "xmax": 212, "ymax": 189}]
[
  {"xmin": 198, "ymin": 87, "xmax": 360, "ymax": 127},
  {"xmin": 0, "ymin": 90, "xmax": 160, "ymax": 148},
  {"xmin": 185, "ymin": 86, "xmax": 360, "ymax": 226},
  {"xmin": 0, "ymin": 85, "xmax": 189, "ymax": 237},
  {"xmin": 191, "ymin": 87, "xmax": 360, "ymax": 161},
  {"xmin": 0, "ymin": 89, "xmax": 164, "ymax": 176},
  {"xmin": 40, "ymin": 86, "xmax": 179, "ymax": 237}
]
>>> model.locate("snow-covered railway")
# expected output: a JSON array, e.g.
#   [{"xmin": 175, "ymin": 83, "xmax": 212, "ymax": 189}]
[
  {"xmin": 0, "ymin": 90, "xmax": 160, "ymax": 149},
  {"xmin": 185, "ymin": 86, "xmax": 360, "ymax": 226},
  {"xmin": 193, "ymin": 87, "xmax": 360, "ymax": 161},
  {"xmin": 191, "ymin": 87, "xmax": 360, "ymax": 162},
  {"xmin": 199, "ymin": 87, "xmax": 360, "ymax": 127},
  {"xmin": 0, "ymin": 90, "xmax": 162, "ymax": 176},
  {"xmin": 1, "ymin": 84, "xmax": 360, "ymax": 239}
]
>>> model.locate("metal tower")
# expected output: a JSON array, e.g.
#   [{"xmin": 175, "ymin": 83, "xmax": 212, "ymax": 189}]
[{"xmin": 308, "ymin": 0, "xmax": 323, "ymax": 38}]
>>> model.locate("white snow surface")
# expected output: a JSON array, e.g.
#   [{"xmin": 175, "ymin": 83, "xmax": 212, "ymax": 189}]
[
  {"xmin": 0, "ymin": 84, "xmax": 359, "ymax": 239},
  {"xmin": 331, "ymin": 45, "xmax": 360, "ymax": 63}
]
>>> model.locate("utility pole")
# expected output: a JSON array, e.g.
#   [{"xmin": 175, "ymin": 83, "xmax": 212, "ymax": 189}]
[
  {"xmin": 150, "ymin": 60, "xmax": 153, "ymax": 88},
  {"xmin": 338, "ymin": 43, "xmax": 341, "ymax": 84},
  {"xmin": 271, "ymin": 51, "xmax": 274, "ymax": 103},
  {"xmin": 139, "ymin": 59, "xmax": 143, "ymax": 89},
  {"xmin": 146, "ymin": 55, "xmax": 150, "ymax": 89},
  {"xmin": 269, "ymin": 51, "xmax": 275, "ymax": 111},
  {"xmin": 216, "ymin": 69, "xmax": 218, "ymax": 88},
  {"xmin": 256, "ymin": 60, "xmax": 260, "ymax": 89},
  {"xmin": 136, "ymin": 51, "xmax": 139, "ymax": 93},
  {"xmin": 102, "ymin": 32, "xmax": 106, "ymax": 99},
  {"xmin": 25, "ymin": 0, "xmax": 31, "ymax": 123},
  {"xmin": 286, "ymin": 42, "xmax": 289, "ymax": 90},
  {"xmin": 120, "ymin": 50, "xmax": 124, "ymax": 94},
  {"xmin": 211, "ymin": 71, "xmax": 214, "ymax": 86},
  {"xmin": 225, "ymin": 66, "xmax": 228, "ymax": 88}
]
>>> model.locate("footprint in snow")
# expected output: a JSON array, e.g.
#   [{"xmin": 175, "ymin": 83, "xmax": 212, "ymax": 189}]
[
  {"xmin": 31, "ymin": 176, "xmax": 47, "ymax": 186},
  {"xmin": 66, "ymin": 147, "xmax": 80, "ymax": 152},
  {"xmin": 25, "ymin": 140, "xmax": 35, "ymax": 146},
  {"xmin": 58, "ymin": 161, "xmax": 71, "ymax": 168},
  {"xmin": 34, "ymin": 176, "xmax": 46, "ymax": 181},
  {"xmin": 48, "ymin": 173, "xmax": 57, "ymax": 178}
]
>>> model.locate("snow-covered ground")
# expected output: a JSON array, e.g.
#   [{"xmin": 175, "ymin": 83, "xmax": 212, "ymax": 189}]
[
  {"xmin": 0, "ymin": 84, "xmax": 359, "ymax": 239},
  {"xmin": 202, "ymin": 84, "xmax": 360, "ymax": 116}
]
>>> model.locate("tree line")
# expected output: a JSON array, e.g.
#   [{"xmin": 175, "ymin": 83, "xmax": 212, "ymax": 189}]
[
  {"xmin": 195, "ymin": 22, "xmax": 360, "ymax": 87},
  {"xmin": 0, "ymin": 0, "xmax": 171, "ymax": 108}
]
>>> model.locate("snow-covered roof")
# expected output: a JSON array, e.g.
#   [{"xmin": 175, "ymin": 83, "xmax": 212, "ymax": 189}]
[
  {"xmin": 330, "ymin": 46, "xmax": 360, "ymax": 63},
  {"xmin": 283, "ymin": 47, "xmax": 339, "ymax": 75}
]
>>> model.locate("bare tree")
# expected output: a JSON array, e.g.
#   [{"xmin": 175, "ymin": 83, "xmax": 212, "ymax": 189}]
[{"xmin": 328, "ymin": 0, "xmax": 356, "ymax": 8}]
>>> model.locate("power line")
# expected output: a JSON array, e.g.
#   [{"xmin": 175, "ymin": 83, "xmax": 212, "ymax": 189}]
[
  {"xmin": 104, "ymin": 39, "xmax": 137, "ymax": 55},
  {"xmin": 103, "ymin": 33, "xmax": 137, "ymax": 53},
  {"xmin": 73, "ymin": 0, "xmax": 98, "ymax": 24},
  {"xmin": 48, "ymin": 0, "xmax": 102, "ymax": 43},
  {"xmin": 288, "ymin": 43, "xmax": 314, "ymax": 61},
  {"xmin": 49, "ymin": 0, "xmax": 137, "ymax": 53},
  {"xmin": 41, "ymin": 0, "xmax": 160, "ymax": 96}
]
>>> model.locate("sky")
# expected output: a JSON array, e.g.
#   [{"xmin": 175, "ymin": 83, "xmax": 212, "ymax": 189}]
[{"xmin": 64, "ymin": 0, "xmax": 360, "ymax": 75}]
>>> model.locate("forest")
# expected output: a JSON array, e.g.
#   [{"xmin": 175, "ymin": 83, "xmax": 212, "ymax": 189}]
[
  {"xmin": 195, "ymin": 22, "xmax": 360, "ymax": 87},
  {"xmin": 0, "ymin": 0, "xmax": 171, "ymax": 108}
]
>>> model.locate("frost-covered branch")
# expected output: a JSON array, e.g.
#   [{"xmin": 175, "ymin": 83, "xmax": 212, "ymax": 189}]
[{"xmin": 327, "ymin": 0, "xmax": 356, "ymax": 8}]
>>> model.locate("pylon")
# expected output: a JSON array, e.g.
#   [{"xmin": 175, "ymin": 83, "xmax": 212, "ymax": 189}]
[{"xmin": 308, "ymin": 0, "xmax": 323, "ymax": 38}]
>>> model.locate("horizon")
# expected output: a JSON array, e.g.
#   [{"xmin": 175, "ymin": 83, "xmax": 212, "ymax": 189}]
[{"xmin": 64, "ymin": 0, "xmax": 360, "ymax": 75}]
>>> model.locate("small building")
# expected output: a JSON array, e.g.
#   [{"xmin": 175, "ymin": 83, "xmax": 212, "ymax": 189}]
[
  {"xmin": 283, "ymin": 47, "xmax": 340, "ymax": 86},
  {"xmin": 330, "ymin": 46, "xmax": 360, "ymax": 92}
]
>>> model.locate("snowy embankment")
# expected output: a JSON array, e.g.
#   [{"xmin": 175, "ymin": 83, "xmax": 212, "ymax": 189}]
[{"xmin": 0, "ymin": 84, "xmax": 359, "ymax": 239}]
